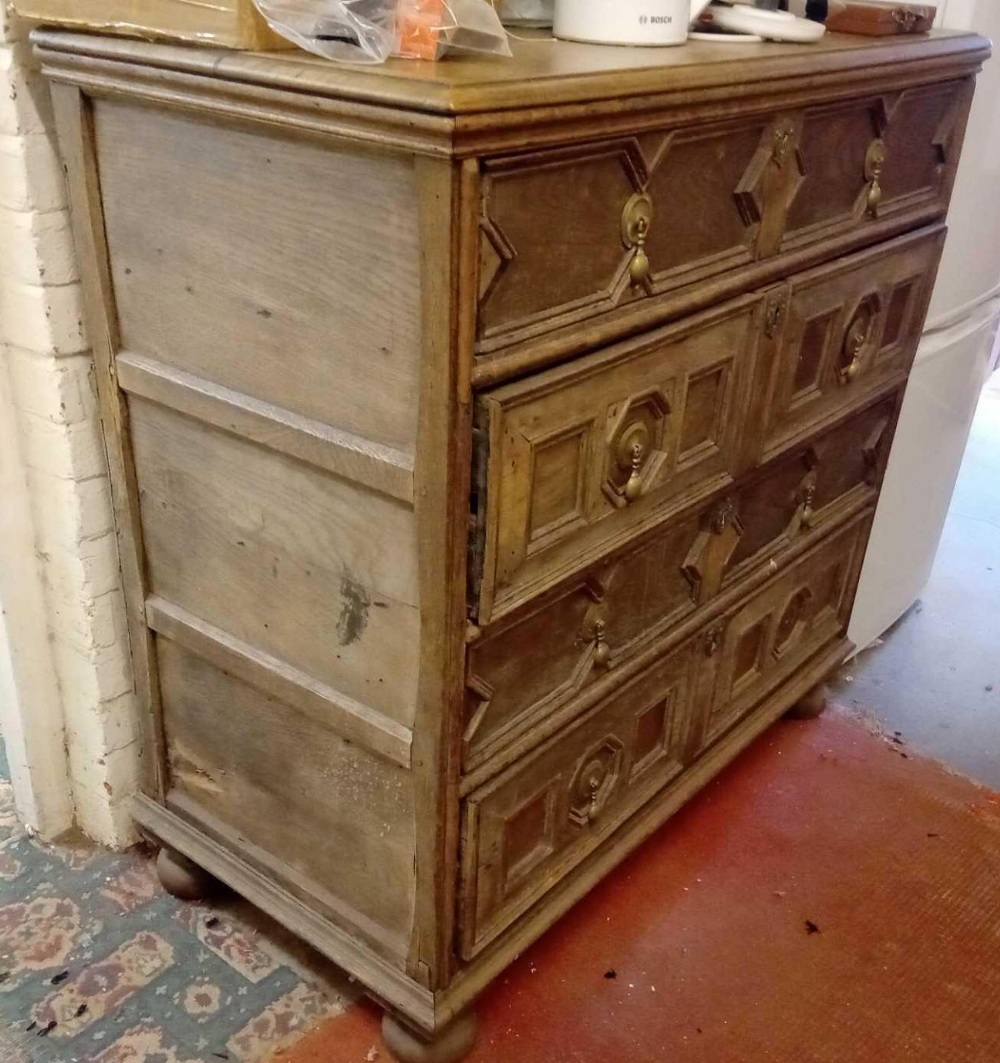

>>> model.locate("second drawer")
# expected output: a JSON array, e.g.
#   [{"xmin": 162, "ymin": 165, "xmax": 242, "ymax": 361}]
[{"xmin": 471, "ymin": 226, "xmax": 942, "ymax": 625}]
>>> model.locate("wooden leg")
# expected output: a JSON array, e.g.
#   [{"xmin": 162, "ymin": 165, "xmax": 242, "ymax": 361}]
[
  {"xmin": 381, "ymin": 1009, "xmax": 477, "ymax": 1063},
  {"xmin": 155, "ymin": 846, "xmax": 217, "ymax": 901},
  {"xmin": 786, "ymin": 682, "xmax": 830, "ymax": 721}
]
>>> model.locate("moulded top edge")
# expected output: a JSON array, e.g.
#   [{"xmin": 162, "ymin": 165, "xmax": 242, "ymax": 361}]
[{"xmin": 31, "ymin": 27, "xmax": 991, "ymax": 120}]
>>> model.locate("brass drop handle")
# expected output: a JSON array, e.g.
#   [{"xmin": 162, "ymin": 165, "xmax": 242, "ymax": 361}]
[
  {"xmin": 613, "ymin": 421, "xmax": 651, "ymax": 505},
  {"xmin": 621, "ymin": 192, "xmax": 655, "ymax": 290},
  {"xmin": 593, "ymin": 619, "xmax": 612, "ymax": 670},
  {"xmin": 840, "ymin": 300, "xmax": 878, "ymax": 386},
  {"xmin": 630, "ymin": 217, "xmax": 651, "ymax": 287},
  {"xmin": 864, "ymin": 139, "xmax": 887, "ymax": 219},
  {"xmin": 624, "ymin": 442, "xmax": 646, "ymax": 504},
  {"xmin": 799, "ymin": 483, "xmax": 817, "ymax": 530},
  {"xmin": 583, "ymin": 759, "xmax": 611, "ymax": 821}
]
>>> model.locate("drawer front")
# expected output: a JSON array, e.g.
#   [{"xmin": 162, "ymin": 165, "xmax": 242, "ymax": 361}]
[
  {"xmin": 464, "ymin": 395, "xmax": 895, "ymax": 773},
  {"xmin": 476, "ymin": 81, "xmax": 968, "ymax": 350},
  {"xmin": 698, "ymin": 514, "xmax": 870, "ymax": 748},
  {"xmin": 459, "ymin": 638, "xmax": 699, "ymax": 959},
  {"xmin": 474, "ymin": 298, "xmax": 762, "ymax": 623},
  {"xmin": 759, "ymin": 227, "xmax": 943, "ymax": 459},
  {"xmin": 459, "ymin": 512, "xmax": 869, "ymax": 959}
]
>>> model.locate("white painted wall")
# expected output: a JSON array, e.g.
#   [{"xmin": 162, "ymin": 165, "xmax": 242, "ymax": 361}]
[
  {"xmin": 0, "ymin": 2, "xmax": 141, "ymax": 846},
  {"xmin": 0, "ymin": 348, "xmax": 74, "ymax": 836}
]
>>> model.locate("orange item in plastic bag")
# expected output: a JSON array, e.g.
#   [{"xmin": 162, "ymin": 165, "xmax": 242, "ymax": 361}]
[{"xmin": 398, "ymin": 0, "xmax": 449, "ymax": 60}]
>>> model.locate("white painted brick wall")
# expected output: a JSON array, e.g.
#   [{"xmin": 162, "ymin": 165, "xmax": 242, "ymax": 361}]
[{"xmin": 0, "ymin": 4, "xmax": 141, "ymax": 847}]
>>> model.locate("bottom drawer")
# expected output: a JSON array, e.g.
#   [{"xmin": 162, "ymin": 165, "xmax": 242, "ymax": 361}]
[
  {"xmin": 458, "ymin": 512, "xmax": 871, "ymax": 960},
  {"xmin": 698, "ymin": 512, "xmax": 870, "ymax": 748}
]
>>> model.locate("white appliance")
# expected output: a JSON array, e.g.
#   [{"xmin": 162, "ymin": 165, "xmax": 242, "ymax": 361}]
[
  {"xmin": 553, "ymin": 0, "xmax": 714, "ymax": 46},
  {"xmin": 848, "ymin": 0, "xmax": 1000, "ymax": 650}
]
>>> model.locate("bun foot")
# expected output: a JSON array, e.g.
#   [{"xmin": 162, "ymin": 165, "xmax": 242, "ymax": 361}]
[
  {"xmin": 786, "ymin": 682, "xmax": 830, "ymax": 720},
  {"xmin": 382, "ymin": 1010, "xmax": 477, "ymax": 1063},
  {"xmin": 156, "ymin": 846, "xmax": 217, "ymax": 901}
]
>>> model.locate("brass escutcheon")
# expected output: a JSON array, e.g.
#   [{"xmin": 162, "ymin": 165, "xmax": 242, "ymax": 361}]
[
  {"xmin": 621, "ymin": 192, "xmax": 655, "ymax": 288},
  {"xmin": 712, "ymin": 499, "xmax": 738, "ymax": 535},
  {"xmin": 771, "ymin": 119, "xmax": 796, "ymax": 166},
  {"xmin": 704, "ymin": 623, "xmax": 725, "ymax": 658},
  {"xmin": 864, "ymin": 139, "xmax": 887, "ymax": 218},
  {"xmin": 764, "ymin": 299, "xmax": 785, "ymax": 340}
]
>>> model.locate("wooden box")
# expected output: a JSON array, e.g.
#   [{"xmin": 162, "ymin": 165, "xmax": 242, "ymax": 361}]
[
  {"xmin": 15, "ymin": 0, "xmax": 287, "ymax": 50},
  {"xmin": 826, "ymin": 2, "xmax": 936, "ymax": 36}
]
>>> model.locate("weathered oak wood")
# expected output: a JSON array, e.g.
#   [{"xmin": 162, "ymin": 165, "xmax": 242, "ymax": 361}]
[
  {"xmin": 146, "ymin": 596, "xmax": 413, "ymax": 769},
  {"xmin": 117, "ymin": 352, "xmax": 415, "ymax": 504},
  {"xmin": 49, "ymin": 83, "xmax": 168, "ymax": 801}
]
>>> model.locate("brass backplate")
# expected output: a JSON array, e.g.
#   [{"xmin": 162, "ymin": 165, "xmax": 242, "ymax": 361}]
[{"xmin": 621, "ymin": 192, "xmax": 654, "ymax": 250}]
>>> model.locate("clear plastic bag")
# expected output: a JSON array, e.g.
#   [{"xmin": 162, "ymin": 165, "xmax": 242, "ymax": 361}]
[
  {"xmin": 251, "ymin": 0, "xmax": 512, "ymax": 62},
  {"xmin": 495, "ymin": 0, "xmax": 553, "ymax": 26}
]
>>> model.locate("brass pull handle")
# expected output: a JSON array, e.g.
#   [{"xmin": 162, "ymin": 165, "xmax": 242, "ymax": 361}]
[
  {"xmin": 612, "ymin": 421, "xmax": 651, "ymax": 505},
  {"xmin": 624, "ymin": 442, "xmax": 646, "ymax": 504},
  {"xmin": 840, "ymin": 298, "xmax": 878, "ymax": 386},
  {"xmin": 621, "ymin": 192, "xmax": 654, "ymax": 289},
  {"xmin": 592, "ymin": 619, "xmax": 612, "ymax": 671},
  {"xmin": 799, "ymin": 484, "xmax": 816, "ymax": 530},
  {"xmin": 864, "ymin": 139, "xmax": 887, "ymax": 219},
  {"xmin": 583, "ymin": 759, "xmax": 613, "ymax": 822}
]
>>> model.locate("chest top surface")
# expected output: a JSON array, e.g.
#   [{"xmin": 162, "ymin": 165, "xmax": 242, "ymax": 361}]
[{"xmin": 34, "ymin": 27, "xmax": 990, "ymax": 117}]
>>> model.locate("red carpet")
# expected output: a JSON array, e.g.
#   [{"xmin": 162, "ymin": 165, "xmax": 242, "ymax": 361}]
[{"xmin": 276, "ymin": 711, "xmax": 1000, "ymax": 1063}]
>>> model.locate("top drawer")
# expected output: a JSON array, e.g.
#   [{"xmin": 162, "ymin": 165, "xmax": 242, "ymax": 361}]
[{"xmin": 476, "ymin": 80, "xmax": 969, "ymax": 357}]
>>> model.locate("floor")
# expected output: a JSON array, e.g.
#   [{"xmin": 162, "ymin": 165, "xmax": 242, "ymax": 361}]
[
  {"xmin": 290, "ymin": 711, "xmax": 1000, "ymax": 1063},
  {"xmin": 0, "ymin": 739, "xmax": 357, "ymax": 1063},
  {"xmin": 0, "ymin": 380, "xmax": 997, "ymax": 1063},
  {"xmin": 832, "ymin": 370, "xmax": 1000, "ymax": 788}
]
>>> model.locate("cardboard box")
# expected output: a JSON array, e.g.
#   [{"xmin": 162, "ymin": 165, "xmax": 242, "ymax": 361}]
[{"xmin": 13, "ymin": 0, "xmax": 290, "ymax": 50}]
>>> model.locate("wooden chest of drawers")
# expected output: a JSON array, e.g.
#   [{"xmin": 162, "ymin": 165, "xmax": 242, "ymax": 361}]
[{"xmin": 37, "ymin": 26, "xmax": 989, "ymax": 1062}]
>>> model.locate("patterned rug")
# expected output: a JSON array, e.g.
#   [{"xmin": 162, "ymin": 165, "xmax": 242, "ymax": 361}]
[{"xmin": 0, "ymin": 742, "xmax": 351, "ymax": 1063}]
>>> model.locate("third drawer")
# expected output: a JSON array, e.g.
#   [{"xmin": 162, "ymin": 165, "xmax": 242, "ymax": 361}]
[{"xmin": 464, "ymin": 392, "xmax": 898, "ymax": 776}]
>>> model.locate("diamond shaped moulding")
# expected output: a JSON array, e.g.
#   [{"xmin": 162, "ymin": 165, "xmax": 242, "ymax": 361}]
[
  {"xmin": 734, "ymin": 117, "xmax": 806, "ymax": 259},
  {"xmin": 682, "ymin": 498, "xmax": 745, "ymax": 605}
]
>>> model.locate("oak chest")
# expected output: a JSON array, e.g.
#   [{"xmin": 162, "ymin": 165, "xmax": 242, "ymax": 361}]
[{"xmin": 37, "ymin": 26, "xmax": 989, "ymax": 1062}]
